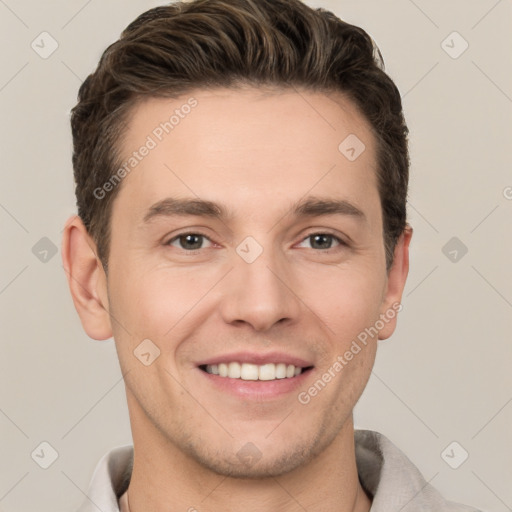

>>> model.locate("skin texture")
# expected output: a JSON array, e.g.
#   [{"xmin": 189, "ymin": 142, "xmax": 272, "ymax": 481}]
[{"xmin": 62, "ymin": 87, "xmax": 412, "ymax": 512}]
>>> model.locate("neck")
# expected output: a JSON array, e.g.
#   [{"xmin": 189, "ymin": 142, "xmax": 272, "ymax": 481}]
[{"xmin": 125, "ymin": 395, "xmax": 371, "ymax": 512}]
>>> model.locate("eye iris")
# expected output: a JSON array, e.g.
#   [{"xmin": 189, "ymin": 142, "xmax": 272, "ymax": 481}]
[
  {"xmin": 180, "ymin": 234, "xmax": 203, "ymax": 250},
  {"xmin": 311, "ymin": 234, "xmax": 333, "ymax": 249}
]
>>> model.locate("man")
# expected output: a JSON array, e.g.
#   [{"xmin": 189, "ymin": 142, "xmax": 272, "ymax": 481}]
[{"xmin": 62, "ymin": 0, "xmax": 480, "ymax": 510}]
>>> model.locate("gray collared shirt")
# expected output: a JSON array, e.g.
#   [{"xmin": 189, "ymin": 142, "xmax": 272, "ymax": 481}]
[{"xmin": 77, "ymin": 430, "xmax": 481, "ymax": 511}]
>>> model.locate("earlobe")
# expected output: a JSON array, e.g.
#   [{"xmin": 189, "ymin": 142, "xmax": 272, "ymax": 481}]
[
  {"xmin": 61, "ymin": 215, "xmax": 112, "ymax": 341},
  {"xmin": 378, "ymin": 224, "xmax": 413, "ymax": 340}
]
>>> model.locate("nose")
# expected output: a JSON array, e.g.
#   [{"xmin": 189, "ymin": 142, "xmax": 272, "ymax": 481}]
[{"xmin": 218, "ymin": 246, "xmax": 302, "ymax": 332}]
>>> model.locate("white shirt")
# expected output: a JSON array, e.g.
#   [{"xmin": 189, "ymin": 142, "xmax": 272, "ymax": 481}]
[{"xmin": 77, "ymin": 430, "xmax": 481, "ymax": 512}]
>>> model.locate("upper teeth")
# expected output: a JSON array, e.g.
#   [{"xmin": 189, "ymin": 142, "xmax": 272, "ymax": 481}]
[{"xmin": 205, "ymin": 362, "xmax": 303, "ymax": 380}]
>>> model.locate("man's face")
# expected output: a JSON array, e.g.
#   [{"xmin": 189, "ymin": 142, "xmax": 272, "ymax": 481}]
[{"xmin": 103, "ymin": 87, "xmax": 405, "ymax": 477}]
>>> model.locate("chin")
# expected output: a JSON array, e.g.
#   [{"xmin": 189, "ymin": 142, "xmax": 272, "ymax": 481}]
[
  {"xmin": 196, "ymin": 451, "xmax": 308, "ymax": 480},
  {"xmin": 182, "ymin": 429, "xmax": 333, "ymax": 480}
]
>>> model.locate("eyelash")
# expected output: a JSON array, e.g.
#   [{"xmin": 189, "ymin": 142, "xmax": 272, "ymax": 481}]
[{"xmin": 164, "ymin": 231, "xmax": 348, "ymax": 252}]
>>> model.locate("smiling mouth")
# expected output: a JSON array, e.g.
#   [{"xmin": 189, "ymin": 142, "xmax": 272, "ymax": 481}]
[{"xmin": 199, "ymin": 362, "xmax": 314, "ymax": 381}]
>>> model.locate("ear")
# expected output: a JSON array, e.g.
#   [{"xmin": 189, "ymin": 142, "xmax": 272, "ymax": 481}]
[
  {"xmin": 61, "ymin": 215, "xmax": 112, "ymax": 340},
  {"xmin": 378, "ymin": 224, "xmax": 413, "ymax": 340}
]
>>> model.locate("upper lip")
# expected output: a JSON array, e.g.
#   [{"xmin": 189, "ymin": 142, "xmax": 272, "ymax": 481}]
[{"xmin": 197, "ymin": 351, "xmax": 314, "ymax": 368}]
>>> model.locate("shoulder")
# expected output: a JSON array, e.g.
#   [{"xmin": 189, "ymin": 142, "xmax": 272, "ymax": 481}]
[
  {"xmin": 76, "ymin": 445, "xmax": 133, "ymax": 512},
  {"xmin": 354, "ymin": 430, "xmax": 482, "ymax": 512}
]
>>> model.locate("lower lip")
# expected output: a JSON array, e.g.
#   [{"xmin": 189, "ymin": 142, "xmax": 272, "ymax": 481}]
[{"xmin": 198, "ymin": 367, "xmax": 314, "ymax": 400}]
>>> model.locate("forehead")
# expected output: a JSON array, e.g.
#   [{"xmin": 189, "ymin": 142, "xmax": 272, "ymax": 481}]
[{"xmin": 112, "ymin": 87, "xmax": 380, "ymax": 228}]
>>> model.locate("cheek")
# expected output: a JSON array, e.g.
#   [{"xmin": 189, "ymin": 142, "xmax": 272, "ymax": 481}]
[
  {"xmin": 302, "ymin": 265, "xmax": 386, "ymax": 343},
  {"xmin": 111, "ymin": 266, "xmax": 218, "ymax": 341}
]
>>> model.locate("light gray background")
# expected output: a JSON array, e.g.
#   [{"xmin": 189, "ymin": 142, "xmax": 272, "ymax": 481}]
[{"xmin": 1, "ymin": 1, "xmax": 511, "ymax": 511}]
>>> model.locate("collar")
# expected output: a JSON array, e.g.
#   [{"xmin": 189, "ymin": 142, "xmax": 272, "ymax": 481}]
[{"xmin": 77, "ymin": 430, "xmax": 479, "ymax": 512}]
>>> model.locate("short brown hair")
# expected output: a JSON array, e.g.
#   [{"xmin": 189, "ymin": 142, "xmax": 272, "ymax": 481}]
[{"xmin": 71, "ymin": 0, "xmax": 409, "ymax": 271}]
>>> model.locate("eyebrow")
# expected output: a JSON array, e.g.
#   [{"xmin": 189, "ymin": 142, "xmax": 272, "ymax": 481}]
[{"xmin": 142, "ymin": 195, "xmax": 367, "ymax": 225}]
